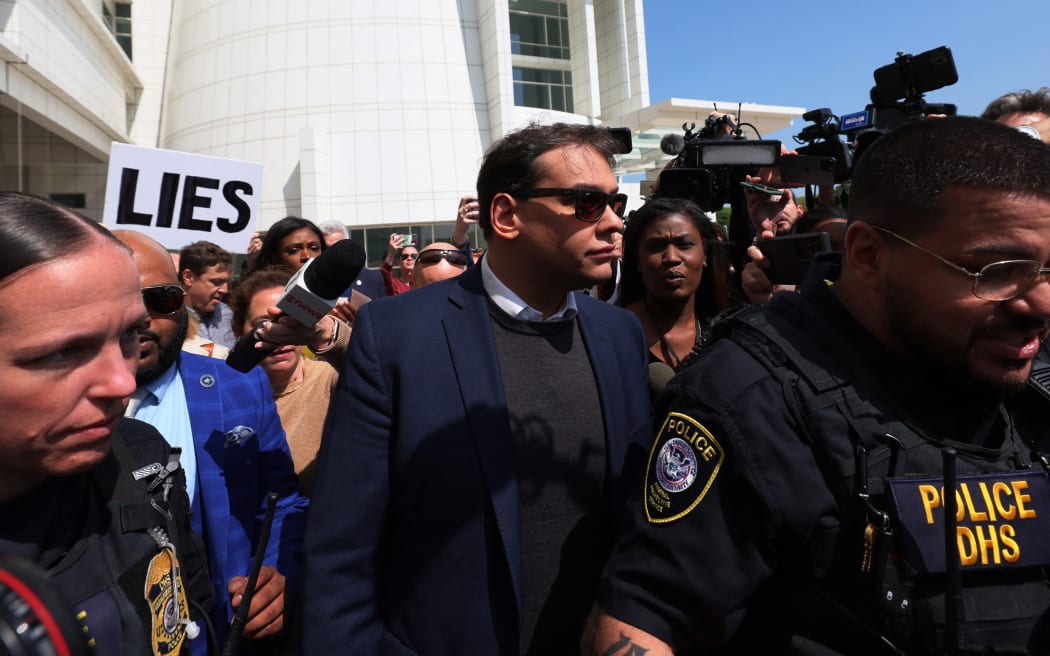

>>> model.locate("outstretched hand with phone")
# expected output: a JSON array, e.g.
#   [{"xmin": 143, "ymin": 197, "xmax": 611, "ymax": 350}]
[
  {"xmin": 453, "ymin": 195, "xmax": 480, "ymax": 248},
  {"xmin": 742, "ymin": 175, "xmax": 802, "ymax": 236}
]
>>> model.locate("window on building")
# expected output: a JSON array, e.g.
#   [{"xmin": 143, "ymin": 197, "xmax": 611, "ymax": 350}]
[
  {"xmin": 509, "ymin": 0, "xmax": 569, "ymax": 60},
  {"xmin": 513, "ymin": 67, "xmax": 573, "ymax": 112},
  {"xmin": 50, "ymin": 193, "xmax": 86, "ymax": 209},
  {"xmin": 101, "ymin": 0, "xmax": 132, "ymax": 60},
  {"xmin": 509, "ymin": 0, "xmax": 573, "ymax": 112}
]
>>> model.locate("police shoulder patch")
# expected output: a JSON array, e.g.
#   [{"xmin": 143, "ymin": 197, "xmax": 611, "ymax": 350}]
[{"xmin": 645, "ymin": 412, "xmax": 725, "ymax": 524}]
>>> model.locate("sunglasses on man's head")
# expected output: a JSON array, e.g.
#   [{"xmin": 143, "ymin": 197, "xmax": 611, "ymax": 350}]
[
  {"xmin": 417, "ymin": 249, "xmax": 469, "ymax": 267},
  {"xmin": 512, "ymin": 188, "xmax": 628, "ymax": 222},
  {"xmin": 142, "ymin": 284, "xmax": 186, "ymax": 315}
]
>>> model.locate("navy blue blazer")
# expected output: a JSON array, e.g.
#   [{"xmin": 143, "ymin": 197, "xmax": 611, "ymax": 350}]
[
  {"xmin": 343, "ymin": 267, "xmax": 387, "ymax": 300},
  {"xmin": 303, "ymin": 265, "xmax": 651, "ymax": 655},
  {"xmin": 177, "ymin": 353, "xmax": 309, "ymax": 646}
]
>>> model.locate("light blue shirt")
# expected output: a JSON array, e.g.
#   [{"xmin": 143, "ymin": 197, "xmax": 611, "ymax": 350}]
[
  {"xmin": 480, "ymin": 256, "xmax": 578, "ymax": 322},
  {"xmin": 187, "ymin": 302, "xmax": 237, "ymax": 350},
  {"xmin": 126, "ymin": 363, "xmax": 198, "ymax": 502}
]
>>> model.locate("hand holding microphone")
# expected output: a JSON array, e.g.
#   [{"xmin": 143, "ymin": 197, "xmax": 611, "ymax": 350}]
[{"xmin": 226, "ymin": 239, "xmax": 366, "ymax": 372}]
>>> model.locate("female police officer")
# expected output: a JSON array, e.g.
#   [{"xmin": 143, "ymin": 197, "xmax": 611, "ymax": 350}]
[{"xmin": 0, "ymin": 192, "xmax": 211, "ymax": 655}]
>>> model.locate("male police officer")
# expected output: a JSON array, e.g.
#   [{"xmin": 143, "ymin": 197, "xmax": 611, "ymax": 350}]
[{"xmin": 588, "ymin": 116, "xmax": 1050, "ymax": 654}]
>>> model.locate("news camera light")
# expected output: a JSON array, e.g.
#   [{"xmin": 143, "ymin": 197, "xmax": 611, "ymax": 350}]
[{"xmin": 700, "ymin": 140, "xmax": 779, "ymax": 167}]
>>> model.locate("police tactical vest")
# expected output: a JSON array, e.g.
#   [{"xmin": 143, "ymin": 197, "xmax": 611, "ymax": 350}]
[
  {"xmin": 719, "ymin": 290, "xmax": 1050, "ymax": 656},
  {"xmin": 44, "ymin": 421, "xmax": 207, "ymax": 656}
]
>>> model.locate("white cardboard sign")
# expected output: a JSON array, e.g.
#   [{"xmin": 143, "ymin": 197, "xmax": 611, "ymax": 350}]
[{"xmin": 103, "ymin": 142, "xmax": 264, "ymax": 253}]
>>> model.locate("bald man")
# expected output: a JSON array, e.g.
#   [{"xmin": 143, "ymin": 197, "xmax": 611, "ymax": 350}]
[
  {"xmin": 114, "ymin": 230, "xmax": 308, "ymax": 652},
  {"xmin": 411, "ymin": 241, "xmax": 470, "ymax": 288}
]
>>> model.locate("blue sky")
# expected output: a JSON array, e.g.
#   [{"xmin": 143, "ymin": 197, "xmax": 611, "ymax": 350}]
[{"xmin": 642, "ymin": 0, "xmax": 1050, "ymax": 143}]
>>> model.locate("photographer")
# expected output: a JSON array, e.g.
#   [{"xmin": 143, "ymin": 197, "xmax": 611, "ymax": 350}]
[
  {"xmin": 380, "ymin": 232, "xmax": 417, "ymax": 295},
  {"xmin": 739, "ymin": 174, "xmax": 804, "ymax": 305}
]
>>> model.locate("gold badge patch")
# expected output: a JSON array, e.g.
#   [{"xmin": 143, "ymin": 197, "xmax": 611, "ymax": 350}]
[
  {"xmin": 645, "ymin": 412, "xmax": 725, "ymax": 524},
  {"xmin": 143, "ymin": 547, "xmax": 189, "ymax": 656}
]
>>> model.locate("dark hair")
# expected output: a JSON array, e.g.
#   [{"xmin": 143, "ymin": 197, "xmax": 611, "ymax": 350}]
[
  {"xmin": 619, "ymin": 197, "xmax": 734, "ymax": 320},
  {"xmin": 794, "ymin": 205, "xmax": 847, "ymax": 235},
  {"xmin": 981, "ymin": 87, "xmax": 1050, "ymax": 122},
  {"xmin": 179, "ymin": 240, "xmax": 232, "ymax": 276},
  {"xmin": 249, "ymin": 216, "xmax": 326, "ymax": 275},
  {"xmin": 0, "ymin": 192, "xmax": 125, "ymax": 283},
  {"xmin": 475, "ymin": 122, "xmax": 620, "ymax": 237},
  {"xmin": 849, "ymin": 116, "xmax": 1050, "ymax": 236},
  {"xmin": 228, "ymin": 266, "xmax": 294, "ymax": 337}
]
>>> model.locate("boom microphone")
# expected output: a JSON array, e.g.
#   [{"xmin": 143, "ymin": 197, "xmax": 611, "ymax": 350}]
[
  {"xmin": 660, "ymin": 133, "xmax": 685, "ymax": 156},
  {"xmin": 226, "ymin": 239, "xmax": 366, "ymax": 372}
]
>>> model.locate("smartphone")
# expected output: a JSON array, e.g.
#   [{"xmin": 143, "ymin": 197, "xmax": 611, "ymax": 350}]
[
  {"xmin": 777, "ymin": 155, "xmax": 836, "ymax": 187},
  {"xmin": 756, "ymin": 232, "xmax": 832, "ymax": 285},
  {"xmin": 740, "ymin": 181, "xmax": 783, "ymax": 196},
  {"xmin": 401, "ymin": 233, "xmax": 416, "ymax": 247},
  {"xmin": 873, "ymin": 45, "xmax": 957, "ymax": 103}
]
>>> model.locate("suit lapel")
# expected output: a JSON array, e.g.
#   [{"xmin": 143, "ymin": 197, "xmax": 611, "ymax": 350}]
[
  {"xmin": 443, "ymin": 269, "xmax": 524, "ymax": 618},
  {"xmin": 575, "ymin": 298, "xmax": 628, "ymax": 479},
  {"xmin": 178, "ymin": 356, "xmax": 231, "ymax": 585}
]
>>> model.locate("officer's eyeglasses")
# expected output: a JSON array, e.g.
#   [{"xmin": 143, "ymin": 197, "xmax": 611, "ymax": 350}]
[
  {"xmin": 512, "ymin": 188, "xmax": 628, "ymax": 222},
  {"xmin": 872, "ymin": 225, "xmax": 1050, "ymax": 301},
  {"xmin": 142, "ymin": 284, "xmax": 186, "ymax": 314},
  {"xmin": 417, "ymin": 249, "xmax": 469, "ymax": 267}
]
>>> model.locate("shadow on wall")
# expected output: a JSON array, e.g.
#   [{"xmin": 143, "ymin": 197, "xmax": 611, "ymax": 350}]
[{"xmin": 283, "ymin": 161, "xmax": 301, "ymax": 217}]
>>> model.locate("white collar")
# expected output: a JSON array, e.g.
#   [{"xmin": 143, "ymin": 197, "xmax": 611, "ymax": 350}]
[{"xmin": 480, "ymin": 256, "xmax": 577, "ymax": 322}]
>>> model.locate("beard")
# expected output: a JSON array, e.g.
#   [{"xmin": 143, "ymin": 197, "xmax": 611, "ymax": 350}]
[
  {"xmin": 136, "ymin": 312, "xmax": 189, "ymax": 386},
  {"xmin": 883, "ymin": 279, "xmax": 1045, "ymax": 395}
]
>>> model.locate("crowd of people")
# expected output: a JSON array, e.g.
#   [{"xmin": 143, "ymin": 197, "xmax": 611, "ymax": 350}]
[{"xmin": 3, "ymin": 87, "xmax": 1050, "ymax": 656}]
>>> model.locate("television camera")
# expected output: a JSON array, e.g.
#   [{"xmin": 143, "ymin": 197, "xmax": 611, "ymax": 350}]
[
  {"xmin": 653, "ymin": 109, "xmax": 834, "ymax": 212},
  {"xmin": 795, "ymin": 45, "xmax": 959, "ymax": 183}
]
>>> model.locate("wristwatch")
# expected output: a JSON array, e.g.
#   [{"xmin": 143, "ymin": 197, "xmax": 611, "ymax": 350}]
[{"xmin": 1016, "ymin": 125, "xmax": 1041, "ymax": 140}]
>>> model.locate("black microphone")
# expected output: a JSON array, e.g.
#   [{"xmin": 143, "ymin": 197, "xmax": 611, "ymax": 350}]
[
  {"xmin": 648, "ymin": 361, "xmax": 676, "ymax": 396},
  {"xmin": 226, "ymin": 239, "xmax": 366, "ymax": 372},
  {"xmin": 660, "ymin": 133, "xmax": 685, "ymax": 156}
]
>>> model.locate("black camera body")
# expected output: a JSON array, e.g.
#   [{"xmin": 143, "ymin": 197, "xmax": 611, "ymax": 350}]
[
  {"xmin": 795, "ymin": 46, "xmax": 959, "ymax": 184},
  {"xmin": 654, "ymin": 114, "xmax": 832, "ymax": 211}
]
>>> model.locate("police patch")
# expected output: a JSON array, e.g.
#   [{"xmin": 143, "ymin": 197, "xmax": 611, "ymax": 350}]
[{"xmin": 645, "ymin": 412, "xmax": 725, "ymax": 523}]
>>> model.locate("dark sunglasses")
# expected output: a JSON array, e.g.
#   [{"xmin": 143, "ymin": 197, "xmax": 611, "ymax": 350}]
[
  {"xmin": 142, "ymin": 284, "xmax": 186, "ymax": 315},
  {"xmin": 512, "ymin": 188, "xmax": 628, "ymax": 222},
  {"xmin": 400, "ymin": 252, "xmax": 419, "ymax": 260},
  {"xmin": 417, "ymin": 249, "xmax": 469, "ymax": 267}
]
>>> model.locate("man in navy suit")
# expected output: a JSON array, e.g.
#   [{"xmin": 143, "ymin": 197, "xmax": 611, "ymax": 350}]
[
  {"xmin": 115, "ymin": 230, "xmax": 309, "ymax": 653},
  {"xmin": 303, "ymin": 123, "xmax": 651, "ymax": 655}
]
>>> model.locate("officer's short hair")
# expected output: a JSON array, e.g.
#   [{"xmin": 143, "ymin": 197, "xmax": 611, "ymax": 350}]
[
  {"xmin": 849, "ymin": 116, "xmax": 1050, "ymax": 237},
  {"xmin": 475, "ymin": 122, "xmax": 620, "ymax": 238},
  {"xmin": 179, "ymin": 241, "xmax": 232, "ymax": 276}
]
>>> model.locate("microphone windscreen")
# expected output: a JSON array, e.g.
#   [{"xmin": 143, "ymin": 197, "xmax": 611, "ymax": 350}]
[
  {"xmin": 648, "ymin": 361, "xmax": 677, "ymax": 395},
  {"xmin": 660, "ymin": 133, "xmax": 685, "ymax": 156},
  {"xmin": 302, "ymin": 239, "xmax": 367, "ymax": 299}
]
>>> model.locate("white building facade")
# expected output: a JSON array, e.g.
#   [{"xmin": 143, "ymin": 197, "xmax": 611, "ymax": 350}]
[{"xmin": 0, "ymin": 0, "xmax": 801, "ymax": 259}]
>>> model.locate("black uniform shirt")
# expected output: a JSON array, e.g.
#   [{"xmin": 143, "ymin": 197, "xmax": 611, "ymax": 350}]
[{"xmin": 597, "ymin": 282, "xmax": 1029, "ymax": 653}]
